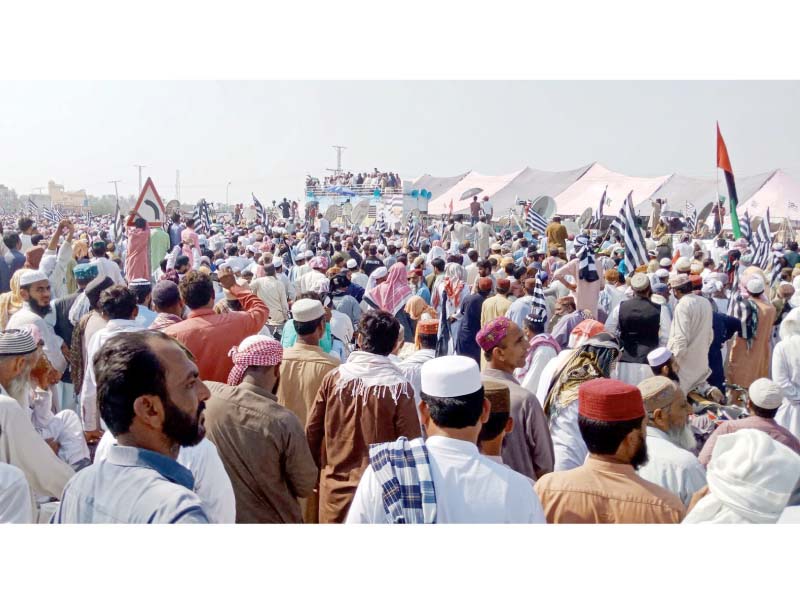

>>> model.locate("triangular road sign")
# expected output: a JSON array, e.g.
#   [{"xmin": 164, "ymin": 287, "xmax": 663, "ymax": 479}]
[{"xmin": 132, "ymin": 177, "xmax": 166, "ymax": 227}]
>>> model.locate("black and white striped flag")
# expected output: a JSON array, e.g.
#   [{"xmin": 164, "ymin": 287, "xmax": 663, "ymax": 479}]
[
  {"xmin": 406, "ymin": 212, "xmax": 419, "ymax": 249},
  {"xmin": 685, "ymin": 201, "xmax": 697, "ymax": 233},
  {"xmin": 751, "ymin": 209, "xmax": 773, "ymax": 271},
  {"xmin": 740, "ymin": 210, "xmax": 752, "ymax": 243},
  {"xmin": 252, "ymin": 193, "xmax": 266, "ymax": 223},
  {"xmin": 41, "ymin": 207, "xmax": 57, "ymax": 224},
  {"xmin": 526, "ymin": 203, "xmax": 548, "ymax": 234},
  {"xmin": 531, "ymin": 276, "xmax": 548, "ymax": 322},
  {"xmin": 616, "ymin": 191, "xmax": 648, "ymax": 271},
  {"xmin": 26, "ymin": 197, "xmax": 39, "ymax": 216},
  {"xmin": 593, "ymin": 186, "xmax": 607, "ymax": 227},
  {"xmin": 193, "ymin": 199, "xmax": 211, "ymax": 234},
  {"xmin": 112, "ymin": 199, "xmax": 124, "ymax": 244}
]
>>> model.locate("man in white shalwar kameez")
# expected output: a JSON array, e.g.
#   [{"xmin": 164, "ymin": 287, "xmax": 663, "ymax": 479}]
[
  {"xmin": 666, "ymin": 274, "xmax": 713, "ymax": 395},
  {"xmin": 774, "ymin": 308, "xmax": 800, "ymax": 439},
  {"xmin": 635, "ymin": 377, "xmax": 706, "ymax": 506},
  {"xmin": 473, "ymin": 216, "xmax": 494, "ymax": 259},
  {"xmin": 346, "ymin": 356, "xmax": 545, "ymax": 524}
]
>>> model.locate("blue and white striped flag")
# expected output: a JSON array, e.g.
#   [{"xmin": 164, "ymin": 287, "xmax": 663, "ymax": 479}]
[
  {"xmin": 252, "ymin": 193, "xmax": 266, "ymax": 223},
  {"xmin": 616, "ymin": 191, "xmax": 648, "ymax": 271},
  {"xmin": 593, "ymin": 187, "xmax": 607, "ymax": 227},
  {"xmin": 526, "ymin": 203, "xmax": 548, "ymax": 235}
]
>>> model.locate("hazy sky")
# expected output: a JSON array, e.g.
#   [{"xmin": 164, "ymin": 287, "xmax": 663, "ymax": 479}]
[{"xmin": 2, "ymin": 81, "xmax": 799, "ymax": 204}]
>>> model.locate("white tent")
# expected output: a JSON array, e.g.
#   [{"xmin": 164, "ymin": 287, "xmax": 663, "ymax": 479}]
[
  {"xmin": 642, "ymin": 174, "xmax": 718, "ymax": 216},
  {"xmin": 427, "ymin": 169, "xmax": 525, "ymax": 215},
  {"xmin": 738, "ymin": 169, "xmax": 800, "ymax": 220},
  {"xmin": 553, "ymin": 163, "xmax": 670, "ymax": 217},
  {"xmin": 487, "ymin": 164, "xmax": 592, "ymax": 218},
  {"xmin": 407, "ymin": 172, "xmax": 470, "ymax": 203}
]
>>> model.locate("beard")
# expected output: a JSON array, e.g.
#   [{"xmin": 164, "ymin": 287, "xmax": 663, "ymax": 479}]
[
  {"xmin": 6, "ymin": 360, "xmax": 35, "ymax": 408},
  {"xmin": 630, "ymin": 435, "xmax": 649, "ymax": 470},
  {"xmin": 667, "ymin": 424, "xmax": 697, "ymax": 452},
  {"xmin": 28, "ymin": 299, "xmax": 52, "ymax": 318},
  {"xmin": 162, "ymin": 395, "xmax": 205, "ymax": 448}
]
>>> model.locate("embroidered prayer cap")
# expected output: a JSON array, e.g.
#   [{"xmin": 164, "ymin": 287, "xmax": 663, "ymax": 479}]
[
  {"xmin": 19, "ymin": 270, "xmax": 48, "ymax": 287},
  {"xmin": 749, "ymin": 378, "xmax": 784, "ymax": 410},
  {"xmin": 346, "ymin": 258, "xmax": 358, "ymax": 269},
  {"xmin": 630, "ymin": 273, "xmax": 650, "ymax": 292},
  {"xmin": 482, "ymin": 378, "xmax": 510, "ymax": 413},
  {"xmin": 668, "ymin": 273, "xmax": 691, "ymax": 288},
  {"xmin": 85, "ymin": 276, "xmax": 114, "ymax": 306},
  {"xmin": 638, "ymin": 376, "xmax": 680, "ymax": 413},
  {"xmin": 491, "ymin": 242, "xmax": 502, "ymax": 252},
  {"xmin": 578, "ymin": 378, "xmax": 645, "ymax": 422},
  {"xmin": 416, "ymin": 319, "xmax": 439, "ymax": 335},
  {"xmin": 659, "ymin": 258, "xmax": 673, "ymax": 268},
  {"xmin": 675, "ymin": 257, "xmax": 692, "ymax": 273},
  {"xmin": 496, "ymin": 278, "xmax": 511, "ymax": 292},
  {"xmin": 421, "ymin": 355, "xmax": 482, "ymax": 398},
  {"xmin": 746, "ymin": 276, "xmax": 765, "ymax": 295},
  {"xmin": 129, "ymin": 278, "xmax": 152, "ymax": 290},
  {"xmin": 476, "ymin": 316, "xmax": 513, "ymax": 352},
  {"xmin": 92, "ymin": 240, "xmax": 107, "ymax": 253},
  {"xmin": 73, "ymin": 263, "xmax": 98, "ymax": 281},
  {"xmin": 647, "ymin": 347, "xmax": 673, "ymax": 368},
  {"xmin": 477, "ymin": 277, "xmax": 493, "ymax": 291},
  {"xmin": 525, "ymin": 311, "xmax": 546, "ymax": 327},
  {"xmin": 0, "ymin": 329, "xmax": 38, "ymax": 356},
  {"xmin": 227, "ymin": 335, "xmax": 283, "ymax": 386},
  {"xmin": 292, "ymin": 298, "xmax": 325, "ymax": 323}
]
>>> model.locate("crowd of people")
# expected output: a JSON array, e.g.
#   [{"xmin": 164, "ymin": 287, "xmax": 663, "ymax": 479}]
[
  {"xmin": 305, "ymin": 169, "xmax": 402, "ymax": 191},
  {"xmin": 1, "ymin": 201, "xmax": 800, "ymax": 525}
]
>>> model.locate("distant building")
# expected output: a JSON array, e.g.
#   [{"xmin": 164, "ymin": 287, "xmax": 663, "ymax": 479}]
[
  {"xmin": 0, "ymin": 184, "xmax": 17, "ymax": 208},
  {"xmin": 48, "ymin": 180, "xmax": 87, "ymax": 209}
]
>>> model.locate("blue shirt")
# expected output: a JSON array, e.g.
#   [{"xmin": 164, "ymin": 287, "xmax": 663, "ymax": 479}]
[
  {"xmin": 52, "ymin": 445, "xmax": 208, "ymax": 524},
  {"xmin": 134, "ymin": 304, "xmax": 158, "ymax": 328},
  {"xmin": 416, "ymin": 284, "xmax": 431, "ymax": 305}
]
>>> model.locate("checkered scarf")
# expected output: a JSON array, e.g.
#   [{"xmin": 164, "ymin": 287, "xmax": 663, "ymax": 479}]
[
  {"xmin": 368, "ymin": 436, "xmax": 437, "ymax": 524},
  {"xmin": 227, "ymin": 339, "xmax": 283, "ymax": 385},
  {"xmin": 574, "ymin": 234, "xmax": 599, "ymax": 282}
]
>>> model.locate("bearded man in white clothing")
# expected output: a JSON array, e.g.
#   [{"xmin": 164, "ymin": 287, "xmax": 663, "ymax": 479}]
[{"xmin": 635, "ymin": 376, "xmax": 706, "ymax": 506}]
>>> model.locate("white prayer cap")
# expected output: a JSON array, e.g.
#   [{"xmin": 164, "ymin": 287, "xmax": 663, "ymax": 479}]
[
  {"xmin": 198, "ymin": 235, "xmax": 208, "ymax": 245},
  {"xmin": 675, "ymin": 257, "xmax": 692, "ymax": 272},
  {"xmin": 659, "ymin": 258, "xmax": 672, "ymax": 267},
  {"xmin": 746, "ymin": 276, "xmax": 765, "ymax": 295},
  {"xmin": 421, "ymin": 355, "xmax": 482, "ymax": 398},
  {"xmin": 304, "ymin": 250, "xmax": 314, "ymax": 259},
  {"xmin": 378, "ymin": 244, "xmax": 386, "ymax": 253},
  {"xmin": 272, "ymin": 256, "xmax": 284, "ymax": 268},
  {"xmin": 292, "ymin": 298, "xmax": 324, "ymax": 323},
  {"xmin": 246, "ymin": 245, "xmax": 256, "ymax": 253},
  {"xmin": 749, "ymin": 378, "xmax": 784, "ymax": 410},
  {"xmin": 19, "ymin": 270, "xmax": 48, "ymax": 287},
  {"xmin": 346, "ymin": 258, "xmax": 358, "ymax": 269},
  {"xmin": 238, "ymin": 334, "xmax": 274, "ymax": 352},
  {"xmin": 655, "ymin": 268, "xmax": 670, "ymax": 279},
  {"xmin": 690, "ymin": 262, "xmax": 703, "ymax": 275},
  {"xmin": 630, "ymin": 273, "xmax": 650, "ymax": 292},
  {"xmin": 647, "ymin": 347, "xmax": 673, "ymax": 368},
  {"xmin": 372, "ymin": 266, "xmax": 388, "ymax": 280}
]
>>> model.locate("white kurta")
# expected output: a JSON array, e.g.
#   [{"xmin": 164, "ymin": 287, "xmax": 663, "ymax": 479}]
[
  {"xmin": 95, "ymin": 433, "xmax": 236, "ymax": 524},
  {"xmin": 637, "ymin": 427, "xmax": 707, "ymax": 506},
  {"xmin": 667, "ymin": 293, "xmax": 713, "ymax": 394},
  {"xmin": 345, "ymin": 436, "xmax": 546, "ymax": 523},
  {"xmin": 7, "ymin": 306, "xmax": 67, "ymax": 374},
  {"xmin": 520, "ymin": 346, "xmax": 558, "ymax": 399},
  {"xmin": 0, "ymin": 463, "xmax": 34, "ymax": 524},
  {"xmin": 773, "ymin": 335, "xmax": 800, "ymax": 439},
  {"xmin": 534, "ymin": 349, "xmax": 573, "ymax": 407},
  {"xmin": 549, "ymin": 402, "xmax": 588, "ymax": 472}
]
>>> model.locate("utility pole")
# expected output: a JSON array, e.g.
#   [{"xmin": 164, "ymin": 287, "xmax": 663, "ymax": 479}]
[
  {"xmin": 326, "ymin": 145, "xmax": 347, "ymax": 177},
  {"xmin": 109, "ymin": 180, "xmax": 121, "ymax": 208},
  {"xmin": 176, "ymin": 169, "xmax": 181, "ymax": 204},
  {"xmin": 134, "ymin": 164, "xmax": 146, "ymax": 195}
]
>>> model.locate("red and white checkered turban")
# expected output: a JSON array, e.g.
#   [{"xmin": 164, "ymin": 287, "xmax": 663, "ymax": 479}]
[{"xmin": 227, "ymin": 335, "xmax": 283, "ymax": 386}]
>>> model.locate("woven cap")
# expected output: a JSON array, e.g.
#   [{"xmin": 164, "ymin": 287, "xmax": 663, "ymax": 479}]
[{"xmin": 578, "ymin": 378, "xmax": 645, "ymax": 422}]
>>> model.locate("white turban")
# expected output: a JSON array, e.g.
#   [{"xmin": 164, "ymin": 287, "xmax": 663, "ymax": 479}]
[{"xmin": 684, "ymin": 429, "xmax": 800, "ymax": 524}]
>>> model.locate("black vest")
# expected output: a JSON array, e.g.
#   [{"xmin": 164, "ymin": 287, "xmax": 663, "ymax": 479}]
[{"xmin": 618, "ymin": 296, "xmax": 661, "ymax": 363}]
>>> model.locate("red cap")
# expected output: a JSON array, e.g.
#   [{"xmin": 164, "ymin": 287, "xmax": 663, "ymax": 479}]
[
  {"xmin": 578, "ymin": 378, "xmax": 645, "ymax": 422},
  {"xmin": 496, "ymin": 279, "xmax": 511, "ymax": 292}
]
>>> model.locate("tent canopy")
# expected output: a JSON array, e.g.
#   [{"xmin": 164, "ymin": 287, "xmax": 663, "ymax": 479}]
[
  {"xmin": 408, "ymin": 172, "xmax": 470, "ymax": 201},
  {"xmin": 488, "ymin": 164, "xmax": 593, "ymax": 217},
  {"xmin": 428, "ymin": 169, "xmax": 525, "ymax": 215},
  {"xmin": 739, "ymin": 169, "xmax": 800, "ymax": 219},
  {"xmin": 553, "ymin": 163, "xmax": 670, "ymax": 217}
]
